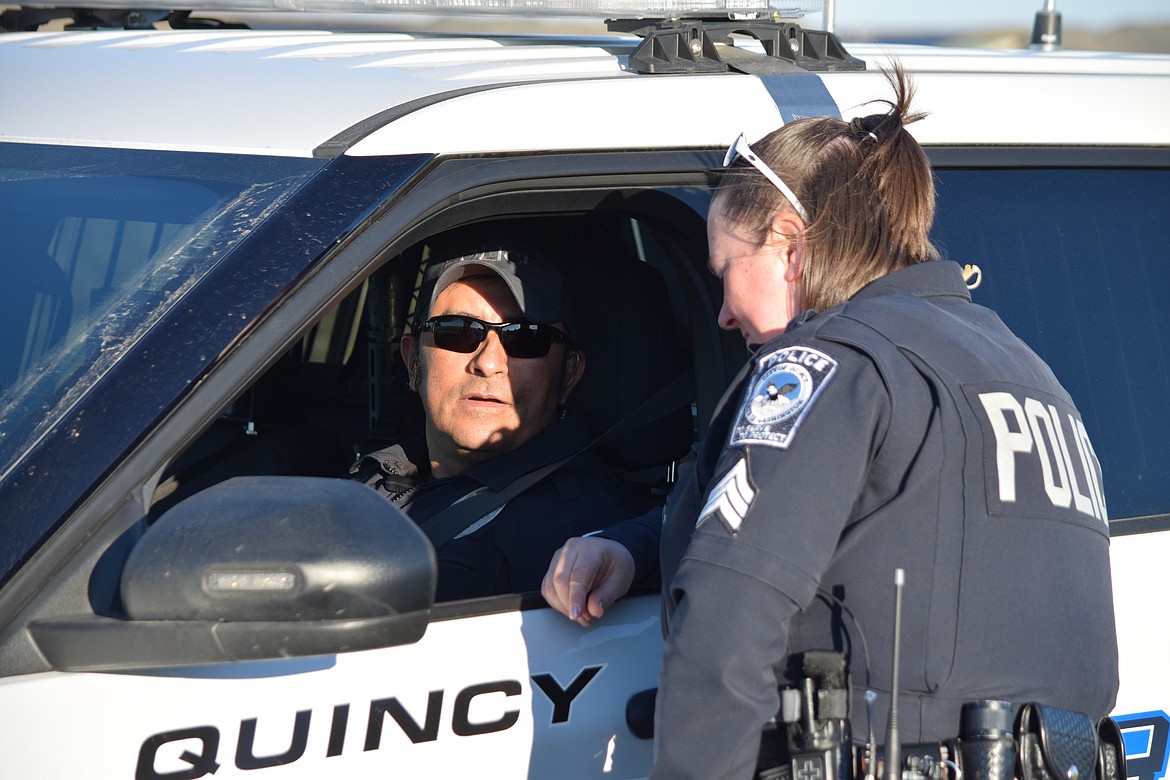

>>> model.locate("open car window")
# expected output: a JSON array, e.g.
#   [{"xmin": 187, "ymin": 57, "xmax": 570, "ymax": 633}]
[{"xmin": 148, "ymin": 201, "xmax": 715, "ymax": 603}]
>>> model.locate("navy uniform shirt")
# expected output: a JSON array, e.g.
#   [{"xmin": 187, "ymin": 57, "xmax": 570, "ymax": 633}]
[
  {"xmin": 644, "ymin": 260, "xmax": 1117, "ymax": 780},
  {"xmin": 353, "ymin": 413, "xmax": 648, "ymax": 601}
]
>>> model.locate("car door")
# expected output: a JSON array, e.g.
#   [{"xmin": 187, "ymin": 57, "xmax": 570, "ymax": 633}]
[
  {"xmin": 0, "ymin": 147, "xmax": 726, "ymax": 779},
  {"xmin": 1, "ymin": 592, "xmax": 667, "ymax": 778}
]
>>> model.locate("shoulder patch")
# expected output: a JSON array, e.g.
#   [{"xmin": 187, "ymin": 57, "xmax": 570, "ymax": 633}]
[{"xmin": 730, "ymin": 345, "xmax": 838, "ymax": 450}]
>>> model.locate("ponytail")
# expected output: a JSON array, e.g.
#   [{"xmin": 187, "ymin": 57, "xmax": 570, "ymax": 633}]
[{"xmin": 712, "ymin": 62, "xmax": 939, "ymax": 312}]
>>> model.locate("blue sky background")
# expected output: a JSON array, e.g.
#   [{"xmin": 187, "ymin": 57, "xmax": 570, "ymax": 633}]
[{"xmin": 816, "ymin": 0, "xmax": 1170, "ymax": 35}]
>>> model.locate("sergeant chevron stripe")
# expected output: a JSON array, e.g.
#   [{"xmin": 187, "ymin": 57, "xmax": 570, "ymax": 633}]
[{"xmin": 697, "ymin": 458, "xmax": 756, "ymax": 534}]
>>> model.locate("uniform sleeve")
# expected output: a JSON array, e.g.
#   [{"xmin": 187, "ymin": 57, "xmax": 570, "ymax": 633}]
[
  {"xmin": 651, "ymin": 342, "xmax": 889, "ymax": 779},
  {"xmin": 435, "ymin": 535, "xmax": 509, "ymax": 600},
  {"xmin": 596, "ymin": 506, "xmax": 663, "ymax": 591},
  {"xmin": 653, "ymin": 563, "xmax": 800, "ymax": 779}
]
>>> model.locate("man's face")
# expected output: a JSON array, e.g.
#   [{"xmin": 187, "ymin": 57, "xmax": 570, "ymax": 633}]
[{"xmin": 405, "ymin": 275, "xmax": 580, "ymax": 478}]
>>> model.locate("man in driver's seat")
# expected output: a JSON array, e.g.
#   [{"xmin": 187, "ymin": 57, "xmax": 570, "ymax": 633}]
[{"xmin": 351, "ymin": 242, "xmax": 648, "ymax": 601}]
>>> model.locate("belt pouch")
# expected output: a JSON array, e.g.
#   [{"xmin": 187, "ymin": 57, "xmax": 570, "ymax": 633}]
[
  {"xmin": 1017, "ymin": 703, "xmax": 1098, "ymax": 780},
  {"xmin": 1096, "ymin": 716, "xmax": 1127, "ymax": 780}
]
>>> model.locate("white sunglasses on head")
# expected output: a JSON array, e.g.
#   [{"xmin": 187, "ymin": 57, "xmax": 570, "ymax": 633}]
[{"xmin": 722, "ymin": 132, "xmax": 810, "ymax": 223}]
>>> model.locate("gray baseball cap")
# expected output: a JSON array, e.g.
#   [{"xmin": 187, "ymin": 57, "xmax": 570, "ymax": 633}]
[{"xmin": 416, "ymin": 249, "xmax": 576, "ymax": 342}]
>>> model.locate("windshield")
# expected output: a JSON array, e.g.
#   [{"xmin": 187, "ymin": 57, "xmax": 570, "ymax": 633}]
[{"xmin": 0, "ymin": 144, "xmax": 324, "ymax": 480}]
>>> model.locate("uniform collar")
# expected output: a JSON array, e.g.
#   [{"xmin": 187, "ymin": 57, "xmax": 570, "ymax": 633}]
[
  {"xmin": 749, "ymin": 260, "xmax": 972, "ymax": 357},
  {"xmin": 355, "ymin": 436, "xmax": 430, "ymax": 485},
  {"xmin": 849, "ymin": 260, "xmax": 972, "ymax": 304},
  {"xmin": 358, "ymin": 413, "xmax": 592, "ymax": 492}
]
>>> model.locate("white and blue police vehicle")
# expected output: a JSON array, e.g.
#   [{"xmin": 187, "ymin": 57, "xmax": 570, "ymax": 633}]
[{"xmin": 0, "ymin": 1, "xmax": 1168, "ymax": 777}]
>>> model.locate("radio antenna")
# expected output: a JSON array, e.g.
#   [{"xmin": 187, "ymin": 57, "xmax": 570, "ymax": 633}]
[
  {"xmin": 882, "ymin": 568, "xmax": 905, "ymax": 780},
  {"xmin": 1031, "ymin": 0, "xmax": 1062, "ymax": 51}
]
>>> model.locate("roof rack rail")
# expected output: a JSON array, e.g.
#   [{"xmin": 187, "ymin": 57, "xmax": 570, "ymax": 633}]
[{"xmin": 607, "ymin": 18, "xmax": 865, "ymax": 75}]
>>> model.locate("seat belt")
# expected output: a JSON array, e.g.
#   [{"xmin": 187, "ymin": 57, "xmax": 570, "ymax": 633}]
[{"xmin": 418, "ymin": 370, "xmax": 695, "ymax": 550}]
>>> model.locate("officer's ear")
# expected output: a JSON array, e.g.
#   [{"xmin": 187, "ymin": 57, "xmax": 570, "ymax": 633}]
[
  {"xmin": 769, "ymin": 211, "xmax": 806, "ymax": 284},
  {"xmin": 559, "ymin": 348, "xmax": 585, "ymax": 405},
  {"xmin": 769, "ymin": 210, "xmax": 805, "ymax": 245},
  {"xmin": 784, "ymin": 241, "xmax": 805, "ymax": 284}
]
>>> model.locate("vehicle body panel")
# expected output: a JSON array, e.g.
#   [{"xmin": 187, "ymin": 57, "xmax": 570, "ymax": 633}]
[{"xmin": 0, "ymin": 596, "xmax": 663, "ymax": 779}]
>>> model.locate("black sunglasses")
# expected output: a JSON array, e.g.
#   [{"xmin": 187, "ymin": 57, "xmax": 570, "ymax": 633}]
[{"xmin": 419, "ymin": 315, "xmax": 568, "ymax": 358}]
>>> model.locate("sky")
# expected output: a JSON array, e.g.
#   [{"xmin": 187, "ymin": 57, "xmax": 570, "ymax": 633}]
[{"xmin": 811, "ymin": 0, "xmax": 1170, "ymax": 35}]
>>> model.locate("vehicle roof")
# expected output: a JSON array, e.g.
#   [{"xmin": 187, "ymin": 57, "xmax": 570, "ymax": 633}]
[{"xmin": 3, "ymin": 28, "xmax": 1169, "ymax": 157}]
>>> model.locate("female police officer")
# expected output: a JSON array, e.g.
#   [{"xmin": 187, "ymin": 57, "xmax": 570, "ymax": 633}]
[{"xmin": 543, "ymin": 66, "xmax": 1118, "ymax": 779}]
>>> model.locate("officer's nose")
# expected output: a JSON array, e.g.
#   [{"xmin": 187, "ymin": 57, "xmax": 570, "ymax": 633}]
[{"xmin": 716, "ymin": 300, "xmax": 739, "ymax": 334}]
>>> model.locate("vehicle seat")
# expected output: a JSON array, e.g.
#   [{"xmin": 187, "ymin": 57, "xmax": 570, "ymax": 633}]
[{"xmin": 149, "ymin": 348, "xmax": 351, "ymax": 519}]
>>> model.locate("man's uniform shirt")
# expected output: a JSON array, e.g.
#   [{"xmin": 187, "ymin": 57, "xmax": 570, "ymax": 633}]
[{"xmin": 353, "ymin": 413, "xmax": 647, "ymax": 601}]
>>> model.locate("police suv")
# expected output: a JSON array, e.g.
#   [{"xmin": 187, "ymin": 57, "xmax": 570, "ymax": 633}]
[{"xmin": 0, "ymin": 0, "xmax": 1167, "ymax": 777}]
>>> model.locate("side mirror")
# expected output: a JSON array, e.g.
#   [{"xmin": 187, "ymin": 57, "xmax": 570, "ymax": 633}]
[{"xmin": 29, "ymin": 477, "xmax": 436, "ymax": 671}]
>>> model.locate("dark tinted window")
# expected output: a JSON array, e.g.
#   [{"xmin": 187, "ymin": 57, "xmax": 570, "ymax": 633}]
[{"xmin": 932, "ymin": 167, "xmax": 1170, "ymax": 521}]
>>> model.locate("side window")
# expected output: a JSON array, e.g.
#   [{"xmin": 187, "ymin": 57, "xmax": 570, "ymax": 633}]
[{"xmin": 931, "ymin": 167, "xmax": 1170, "ymax": 522}]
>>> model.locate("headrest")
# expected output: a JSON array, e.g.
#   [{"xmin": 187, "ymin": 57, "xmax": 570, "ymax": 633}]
[{"xmin": 559, "ymin": 223, "xmax": 694, "ymax": 471}]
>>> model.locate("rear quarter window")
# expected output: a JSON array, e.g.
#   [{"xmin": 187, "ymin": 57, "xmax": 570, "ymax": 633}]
[{"xmin": 931, "ymin": 166, "xmax": 1170, "ymax": 522}]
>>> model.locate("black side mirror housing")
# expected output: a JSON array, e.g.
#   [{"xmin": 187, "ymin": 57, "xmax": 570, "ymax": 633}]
[{"xmin": 29, "ymin": 477, "xmax": 436, "ymax": 670}]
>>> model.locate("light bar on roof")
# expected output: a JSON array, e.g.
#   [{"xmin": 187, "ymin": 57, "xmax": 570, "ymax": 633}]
[
  {"xmin": 47, "ymin": 0, "xmax": 822, "ymax": 18},
  {"xmin": 287, "ymin": 0, "xmax": 824, "ymax": 16}
]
